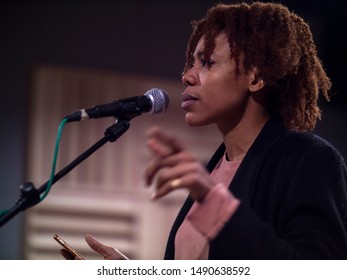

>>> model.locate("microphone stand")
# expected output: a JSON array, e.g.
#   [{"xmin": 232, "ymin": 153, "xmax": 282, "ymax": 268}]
[{"xmin": 0, "ymin": 119, "xmax": 130, "ymax": 227}]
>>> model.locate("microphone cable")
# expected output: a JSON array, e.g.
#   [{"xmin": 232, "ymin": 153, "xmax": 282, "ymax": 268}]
[
  {"xmin": 40, "ymin": 117, "xmax": 68, "ymax": 201},
  {"xmin": 0, "ymin": 117, "xmax": 68, "ymax": 216}
]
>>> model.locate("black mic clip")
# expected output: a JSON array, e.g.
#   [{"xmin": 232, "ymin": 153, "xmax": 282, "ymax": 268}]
[{"xmin": 104, "ymin": 119, "xmax": 130, "ymax": 142}]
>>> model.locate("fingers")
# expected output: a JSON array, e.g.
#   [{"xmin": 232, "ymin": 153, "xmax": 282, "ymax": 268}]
[
  {"xmin": 146, "ymin": 126, "xmax": 184, "ymax": 156},
  {"xmin": 85, "ymin": 234, "xmax": 128, "ymax": 260},
  {"xmin": 145, "ymin": 150, "xmax": 195, "ymax": 186},
  {"xmin": 144, "ymin": 126, "xmax": 215, "ymax": 201},
  {"xmin": 151, "ymin": 163, "xmax": 213, "ymax": 201},
  {"xmin": 151, "ymin": 160, "xmax": 198, "ymax": 193},
  {"xmin": 58, "ymin": 235, "xmax": 128, "ymax": 260},
  {"xmin": 149, "ymin": 154, "xmax": 214, "ymax": 200},
  {"xmin": 151, "ymin": 176, "xmax": 185, "ymax": 200},
  {"xmin": 144, "ymin": 127, "xmax": 191, "ymax": 186}
]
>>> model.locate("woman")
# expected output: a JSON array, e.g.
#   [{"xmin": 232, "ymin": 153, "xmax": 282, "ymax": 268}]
[{"xmin": 62, "ymin": 2, "xmax": 347, "ymax": 259}]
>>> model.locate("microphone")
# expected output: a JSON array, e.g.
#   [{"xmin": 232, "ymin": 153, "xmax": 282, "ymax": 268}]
[{"xmin": 64, "ymin": 88, "xmax": 169, "ymax": 122}]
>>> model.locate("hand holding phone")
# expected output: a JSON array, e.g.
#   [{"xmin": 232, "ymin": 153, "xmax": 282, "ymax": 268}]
[{"xmin": 54, "ymin": 234, "xmax": 85, "ymax": 260}]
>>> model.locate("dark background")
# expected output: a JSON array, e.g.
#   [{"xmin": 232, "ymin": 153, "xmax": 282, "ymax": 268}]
[{"xmin": 0, "ymin": 0, "xmax": 346, "ymax": 259}]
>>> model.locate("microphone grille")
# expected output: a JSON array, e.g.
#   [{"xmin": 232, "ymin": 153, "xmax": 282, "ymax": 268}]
[{"xmin": 145, "ymin": 88, "xmax": 169, "ymax": 115}]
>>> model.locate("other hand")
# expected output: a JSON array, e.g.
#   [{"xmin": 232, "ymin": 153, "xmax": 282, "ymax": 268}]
[
  {"xmin": 144, "ymin": 126, "xmax": 215, "ymax": 201},
  {"xmin": 59, "ymin": 234, "xmax": 128, "ymax": 260}
]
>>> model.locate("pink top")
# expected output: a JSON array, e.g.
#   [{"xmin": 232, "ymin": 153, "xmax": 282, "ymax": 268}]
[{"xmin": 174, "ymin": 154, "xmax": 241, "ymax": 259}]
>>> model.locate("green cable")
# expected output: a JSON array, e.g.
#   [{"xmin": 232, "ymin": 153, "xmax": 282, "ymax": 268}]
[
  {"xmin": 0, "ymin": 209, "xmax": 7, "ymax": 216},
  {"xmin": 40, "ymin": 117, "xmax": 68, "ymax": 201},
  {"xmin": 0, "ymin": 118, "xmax": 68, "ymax": 217}
]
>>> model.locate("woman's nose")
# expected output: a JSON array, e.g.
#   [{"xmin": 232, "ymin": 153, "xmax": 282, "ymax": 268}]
[{"xmin": 182, "ymin": 68, "xmax": 197, "ymax": 86}]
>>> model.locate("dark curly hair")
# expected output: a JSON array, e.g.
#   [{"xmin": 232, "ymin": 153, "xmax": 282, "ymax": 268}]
[{"xmin": 183, "ymin": 2, "xmax": 331, "ymax": 131}]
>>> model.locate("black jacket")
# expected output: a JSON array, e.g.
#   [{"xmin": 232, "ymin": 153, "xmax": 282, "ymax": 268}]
[{"xmin": 164, "ymin": 116, "xmax": 347, "ymax": 259}]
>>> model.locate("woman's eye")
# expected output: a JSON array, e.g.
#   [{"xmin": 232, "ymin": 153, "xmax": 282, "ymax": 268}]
[
  {"xmin": 187, "ymin": 57, "xmax": 214, "ymax": 70},
  {"xmin": 201, "ymin": 58, "xmax": 214, "ymax": 68}
]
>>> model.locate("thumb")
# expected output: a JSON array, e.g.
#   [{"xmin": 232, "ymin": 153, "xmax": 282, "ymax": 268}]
[{"xmin": 85, "ymin": 234, "xmax": 128, "ymax": 260}]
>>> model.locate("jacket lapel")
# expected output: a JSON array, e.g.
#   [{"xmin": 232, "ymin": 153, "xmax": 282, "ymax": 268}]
[{"xmin": 227, "ymin": 116, "xmax": 286, "ymax": 204}]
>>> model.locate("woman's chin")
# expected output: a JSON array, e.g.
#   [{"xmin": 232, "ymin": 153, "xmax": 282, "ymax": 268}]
[{"xmin": 185, "ymin": 113, "xmax": 209, "ymax": 127}]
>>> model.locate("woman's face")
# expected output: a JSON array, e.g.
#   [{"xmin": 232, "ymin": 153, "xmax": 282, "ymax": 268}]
[{"xmin": 181, "ymin": 33, "xmax": 256, "ymax": 130}]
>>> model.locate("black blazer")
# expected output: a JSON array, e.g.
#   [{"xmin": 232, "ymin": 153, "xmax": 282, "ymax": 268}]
[{"xmin": 164, "ymin": 116, "xmax": 347, "ymax": 259}]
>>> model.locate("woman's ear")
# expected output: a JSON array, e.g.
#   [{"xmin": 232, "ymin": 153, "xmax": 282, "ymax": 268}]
[{"xmin": 249, "ymin": 71, "xmax": 265, "ymax": 92}]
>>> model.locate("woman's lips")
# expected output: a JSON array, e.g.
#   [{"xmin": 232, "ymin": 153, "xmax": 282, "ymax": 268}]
[{"xmin": 181, "ymin": 93, "xmax": 198, "ymax": 109}]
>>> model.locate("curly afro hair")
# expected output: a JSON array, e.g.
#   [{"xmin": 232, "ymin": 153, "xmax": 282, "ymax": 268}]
[{"xmin": 183, "ymin": 2, "xmax": 331, "ymax": 131}]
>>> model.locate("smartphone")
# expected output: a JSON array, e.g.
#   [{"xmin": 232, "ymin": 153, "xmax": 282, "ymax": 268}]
[{"xmin": 53, "ymin": 234, "xmax": 85, "ymax": 260}]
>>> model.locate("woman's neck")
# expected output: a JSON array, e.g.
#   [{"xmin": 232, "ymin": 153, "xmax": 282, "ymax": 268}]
[{"xmin": 218, "ymin": 112, "xmax": 269, "ymax": 161}]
